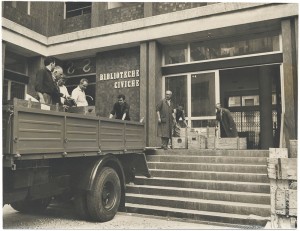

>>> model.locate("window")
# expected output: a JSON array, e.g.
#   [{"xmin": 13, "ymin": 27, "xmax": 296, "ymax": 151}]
[
  {"xmin": 164, "ymin": 44, "xmax": 188, "ymax": 65},
  {"xmin": 228, "ymin": 94, "xmax": 277, "ymax": 107},
  {"xmin": 107, "ymin": 2, "xmax": 137, "ymax": 9},
  {"xmin": 5, "ymin": 51, "xmax": 27, "ymax": 74},
  {"xmin": 190, "ymin": 33, "xmax": 280, "ymax": 62},
  {"xmin": 3, "ymin": 80, "xmax": 26, "ymax": 102},
  {"xmin": 3, "ymin": 51, "xmax": 28, "ymax": 102},
  {"xmin": 10, "ymin": 1, "xmax": 30, "ymax": 15},
  {"xmin": 165, "ymin": 75, "xmax": 188, "ymax": 111},
  {"xmin": 65, "ymin": 2, "xmax": 92, "ymax": 18},
  {"xmin": 163, "ymin": 32, "xmax": 280, "ymax": 66},
  {"xmin": 191, "ymin": 73, "xmax": 215, "ymax": 117}
]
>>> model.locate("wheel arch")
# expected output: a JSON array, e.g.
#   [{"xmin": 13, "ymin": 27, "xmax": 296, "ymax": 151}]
[{"xmin": 76, "ymin": 154, "xmax": 126, "ymax": 211}]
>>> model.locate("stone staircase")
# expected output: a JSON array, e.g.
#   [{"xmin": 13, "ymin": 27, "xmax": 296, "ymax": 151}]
[{"xmin": 125, "ymin": 149, "xmax": 271, "ymax": 227}]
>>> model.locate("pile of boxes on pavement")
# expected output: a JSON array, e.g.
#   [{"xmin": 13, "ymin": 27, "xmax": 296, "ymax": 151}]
[{"xmin": 172, "ymin": 127, "xmax": 247, "ymax": 150}]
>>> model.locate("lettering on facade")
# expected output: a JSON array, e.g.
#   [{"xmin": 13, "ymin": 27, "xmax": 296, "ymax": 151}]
[{"xmin": 99, "ymin": 70, "xmax": 140, "ymax": 89}]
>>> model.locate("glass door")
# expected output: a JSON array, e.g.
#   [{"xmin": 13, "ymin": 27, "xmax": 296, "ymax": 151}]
[
  {"xmin": 164, "ymin": 70, "xmax": 219, "ymax": 128},
  {"xmin": 188, "ymin": 71, "xmax": 219, "ymax": 128}
]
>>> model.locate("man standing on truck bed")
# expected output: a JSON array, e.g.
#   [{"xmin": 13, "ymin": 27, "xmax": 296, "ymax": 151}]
[
  {"xmin": 71, "ymin": 78, "xmax": 89, "ymax": 106},
  {"xmin": 109, "ymin": 94, "xmax": 130, "ymax": 120},
  {"xmin": 35, "ymin": 56, "xmax": 57, "ymax": 104}
]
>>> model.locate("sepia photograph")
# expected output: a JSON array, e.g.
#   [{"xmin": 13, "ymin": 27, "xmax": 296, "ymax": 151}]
[{"xmin": 2, "ymin": 1, "xmax": 298, "ymax": 229}]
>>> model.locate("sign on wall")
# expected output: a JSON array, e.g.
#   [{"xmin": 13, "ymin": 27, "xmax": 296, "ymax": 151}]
[
  {"xmin": 99, "ymin": 70, "xmax": 140, "ymax": 88},
  {"xmin": 96, "ymin": 47, "xmax": 140, "ymax": 121}
]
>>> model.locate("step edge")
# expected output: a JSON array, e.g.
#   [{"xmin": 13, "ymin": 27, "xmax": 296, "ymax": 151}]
[
  {"xmin": 125, "ymin": 203, "xmax": 271, "ymax": 220},
  {"xmin": 126, "ymin": 193, "xmax": 271, "ymax": 208}
]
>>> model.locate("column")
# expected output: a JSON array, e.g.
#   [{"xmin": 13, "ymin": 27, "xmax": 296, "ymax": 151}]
[
  {"xmin": 148, "ymin": 41, "xmax": 162, "ymax": 147},
  {"xmin": 140, "ymin": 42, "xmax": 148, "ymax": 144},
  {"xmin": 144, "ymin": 2, "xmax": 153, "ymax": 18},
  {"xmin": 259, "ymin": 66, "xmax": 274, "ymax": 149},
  {"xmin": 2, "ymin": 42, "xmax": 6, "ymax": 78},
  {"xmin": 281, "ymin": 19, "xmax": 297, "ymax": 146},
  {"xmin": 91, "ymin": 2, "xmax": 107, "ymax": 28}
]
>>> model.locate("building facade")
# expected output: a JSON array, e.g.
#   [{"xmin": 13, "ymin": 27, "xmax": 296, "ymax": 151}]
[{"xmin": 2, "ymin": 2, "xmax": 298, "ymax": 149}]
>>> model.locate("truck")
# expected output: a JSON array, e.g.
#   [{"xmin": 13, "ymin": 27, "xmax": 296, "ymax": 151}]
[{"xmin": 3, "ymin": 98, "xmax": 151, "ymax": 222}]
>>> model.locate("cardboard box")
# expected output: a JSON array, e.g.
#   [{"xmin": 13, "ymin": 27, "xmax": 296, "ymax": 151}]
[
  {"xmin": 207, "ymin": 137, "xmax": 247, "ymax": 150},
  {"xmin": 172, "ymin": 137, "xmax": 187, "ymax": 149}
]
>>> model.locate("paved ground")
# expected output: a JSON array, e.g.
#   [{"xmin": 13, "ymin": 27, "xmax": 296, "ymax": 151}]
[{"xmin": 2, "ymin": 203, "xmax": 236, "ymax": 229}]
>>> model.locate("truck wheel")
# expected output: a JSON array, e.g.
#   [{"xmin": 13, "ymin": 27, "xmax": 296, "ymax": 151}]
[
  {"xmin": 87, "ymin": 167, "xmax": 121, "ymax": 222},
  {"xmin": 10, "ymin": 198, "xmax": 51, "ymax": 213}
]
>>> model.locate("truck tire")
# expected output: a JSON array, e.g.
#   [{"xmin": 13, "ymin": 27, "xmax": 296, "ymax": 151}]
[
  {"xmin": 10, "ymin": 198, "xmax": 51, "ymax": 213},
  {"xmin": 86, "ymin": 167, "xmax": 121, "ymax": 222}
]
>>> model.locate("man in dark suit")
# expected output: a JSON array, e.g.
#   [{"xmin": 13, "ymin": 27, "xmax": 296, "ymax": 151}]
[
  {"xmin": 215, "ymin": 103, "xmax": 238, "ymax": 137},
  {"xmin": 35, "ymin": 56, "xmax": 58, "ymax": 104}
]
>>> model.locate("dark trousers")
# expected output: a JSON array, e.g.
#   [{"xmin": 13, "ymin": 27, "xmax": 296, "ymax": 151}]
[{"xmin": 161, "ymin": 137, "xmax": 169, "ymax": 149}]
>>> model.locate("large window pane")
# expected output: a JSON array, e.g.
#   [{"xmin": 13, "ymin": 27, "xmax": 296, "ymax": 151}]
[
  {"xmin": 3, "ymin": 79, "xmax": 9, "ymax": 102},
  {"xmin": 164, "ymin": 44, "xmax": 188, "ymax": 65},
  {"xmin": 190, "ymin": 33, "xmax": 280, "ymax": 61},
  {"xmin": 11, "ymin": 81, "xmax": 25, "ymax": 100},
  {"xmin": 191, "ymin": 72, "xmax": 215, "ymax": 116},
  {"xmin": 66, "ymin": 2, "xmax": 91, "ymax": 18},
  {"xmin": 165, "ymin": 75, "xmax": 187, "ymax": 111},
  {"xmin": 5, "ymin": 51, "xmax": 27, "ymax": 74}
]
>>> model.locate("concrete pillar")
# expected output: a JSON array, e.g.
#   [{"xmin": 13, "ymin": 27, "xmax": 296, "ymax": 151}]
[
  {"xmin": 281, "ymin": 19, "xmax": 297, "ymax": 146},
  {"xmin": 91, "ymin": 2, "xmax": 107, "ymax": 27},
  {"xmin": 292, "ymin": 17, "xmax": 298, "ymax": 138},
  {"xmin": 148, "ymin": 41, "xmax": 162, "ymax": 147},
  {"xmin": 144, "ymin": 2, "xmax": 153, "ymax": 17},
  {"xmin": 140, "ymin": 42, "xmax": 148, "ymax": 144},
  {"xmin": 2, "ymin": 42, "xmax": 6, "ymax": 79},
  {"xmin": 259, "ymin": 66, "xmax": 274, "ymax": 149}
]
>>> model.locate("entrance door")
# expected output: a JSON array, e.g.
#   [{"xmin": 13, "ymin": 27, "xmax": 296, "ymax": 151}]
[
  {"xmin": 189, "ymin": 71, "xmax": 218, "ymax": 128},
  {"xmin": 219, "ymin": 65, "xmax": 281, "ymax": 149},
  {"xmin": 164, "ymin": 71, "xmax": 218, "ymax": 128}
]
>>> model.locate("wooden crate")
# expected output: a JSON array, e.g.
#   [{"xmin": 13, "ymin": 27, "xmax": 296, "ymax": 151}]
[
  {"xmin": 194, "ymin": 127, "xmax": 216, "ymax": 138},
  {"xmin": 172, "ymin": 137, "xmax": 187, "ymax": 149},
  {"xmin": 179, "ymin": 127, "xmax": 187, "ymax": 137},
  {"xmin": 207, "ymin": 137, "xmax": 247, "ymax": 150},
  {"xmin": 187, "ymin": 128, "xmax": 198, "ymax": 137},
  {"xmin": 289, "ymin": 140, "xmax": 297, "ymax": 158},
  {"xmin": 187, "ymin": 135, "xmax": 206, "ymax": 149}
]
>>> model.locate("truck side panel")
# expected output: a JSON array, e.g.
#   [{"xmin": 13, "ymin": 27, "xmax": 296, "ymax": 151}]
[
  {"xmin": 66, "ymin": 117, "xmax": 99, "ymax": 153},
  {"xmin": 5, "ymin": 104, "xmax": 145, "ymax": 157},
  {"xmin": 100, "ymin": 120, "xmax": 126, "ymax": 151},
  {"xmin": 16, "ymin": 111, "xmax": 64, "ymax": 154}
]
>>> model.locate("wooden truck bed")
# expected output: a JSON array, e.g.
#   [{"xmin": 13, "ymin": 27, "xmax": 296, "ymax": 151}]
[{"xmin": 3, "ymin": 99, "xmax": 145, "ymax": 160}]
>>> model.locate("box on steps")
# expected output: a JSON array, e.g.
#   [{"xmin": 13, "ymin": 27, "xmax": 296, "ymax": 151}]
[
  {"xmin": 187, "ymin": 135, "xmax": 206, "ymax": 149},
  {"xmin": 172, "ymin": 137, "xmax": 187, "ymax": 149},
  {"xmin": 193, "ymin": 127, "xmax": 216, "ymax": 138},
  {"xmin": 207, "ymin": 137, "xmax": 247, "ymax": 150}
]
